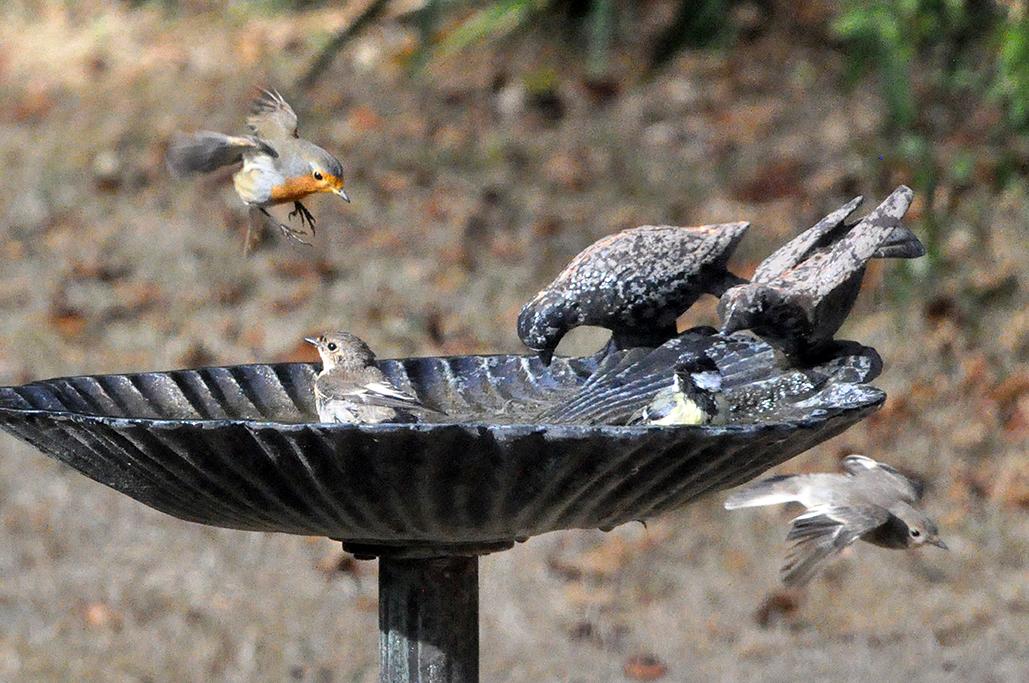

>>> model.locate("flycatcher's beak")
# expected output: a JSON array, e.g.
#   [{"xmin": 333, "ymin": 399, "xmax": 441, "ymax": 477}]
[
  {"xmin": 929, "ymin": 537, "xmax": 949, "ymax": 550},
  {"xmin": 335, "ymin": 188, "xmax": 351, "ymax": 203},
  {"xmin": 304, "ymin": 336, "xmax": 320, "ymax": 346}
]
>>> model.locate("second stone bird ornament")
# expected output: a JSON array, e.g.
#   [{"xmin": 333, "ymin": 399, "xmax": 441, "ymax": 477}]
[{"xmin": 718, "ymin": 186, "xmax": 924, "ymax": 359}]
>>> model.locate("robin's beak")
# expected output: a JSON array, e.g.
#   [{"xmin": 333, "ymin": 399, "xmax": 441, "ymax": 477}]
[
  {"xmin": 334, "ymin": 188, "xmax": 351, "ymax": 203},
  {"xmin": 929, "ymin": 537, "xmax": 948, "ymax": 550},
  {"xmin": 304, "ymin": 336, "xmax": 320, "ymax": 347}
]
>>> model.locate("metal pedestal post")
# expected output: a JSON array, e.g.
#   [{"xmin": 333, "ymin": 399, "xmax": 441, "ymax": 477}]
[{"xmin": 378, "ymin": 556, "xmax": 479, "ymax": 683}]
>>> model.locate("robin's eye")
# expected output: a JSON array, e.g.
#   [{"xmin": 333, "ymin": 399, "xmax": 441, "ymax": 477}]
[
  {"xmin": 910, "ymin": 529, "xmax": 921, "ymax": 537},
  {"xmin": 313, "ymin": 171, "xmax": 324, "ymax": 181},
  {"xmin": 326, "ymin": 342, "xmax": 337, "ymax": 351}
]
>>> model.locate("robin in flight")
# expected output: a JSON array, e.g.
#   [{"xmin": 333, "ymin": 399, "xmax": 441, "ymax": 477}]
[
  {"xmin": 305, "ymin": 331, "xmax": 442, "ymax": 424},
  {"xmin": 724, "ymin": 454, "xmax": 947, "ymax": 586},
  {"xmin": 167, "ymin": 89, "xmax": 351, "ymax": 252}
]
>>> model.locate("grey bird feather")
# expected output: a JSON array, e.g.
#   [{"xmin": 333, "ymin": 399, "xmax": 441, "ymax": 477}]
[
  {"xmin": 247, "ymin": 89, "xmax": 299, "ymax": 139},
  {"xmin": 539, "ymin": 328, "xmax": 883, "ymax": 425},
  {"xmin": 519, "ymin": 222, "xmax": 749, "ymax": 364},
  {"xmin": 719, "ymin": 186, "xmax": 922, "ymax": 359},
  {"xmin": 166, "ymin": 131, "xmax": 277, "ymax": 177},
  {"xmin": 539, "ymin": 328, "xmax": 721, "ymax": 424},
  {"xmin": 724, "ymin": 454, "xmax": 945, "ymax": 586},
  {"xmin": 315, "ymin": 368, "xmax": 435, "ymax": 413}
]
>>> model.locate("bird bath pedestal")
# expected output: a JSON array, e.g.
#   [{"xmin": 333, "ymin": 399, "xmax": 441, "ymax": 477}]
[{"xmin": 0, "ymin": 338, "xmax": 884, "ymax": 682}]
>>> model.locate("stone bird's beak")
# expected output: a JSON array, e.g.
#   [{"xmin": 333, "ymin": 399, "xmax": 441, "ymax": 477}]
[{"xmin": 537, "ymin": 348, "xmax": 554, "ymax": 366}]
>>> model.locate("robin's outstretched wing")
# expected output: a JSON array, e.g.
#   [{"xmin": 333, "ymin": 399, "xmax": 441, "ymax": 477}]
[
  {"xmin": 781, "ymin": 505, "xmax": 887, "ymax": 585},
  {"xmin": 841, "ymin": 455, "xmax": 923, "ymax": 501},
  {"xmin": 166, "ymin": 131, "xmax": 276, "ymax": 176},
  {"xmin": 753, "ymin": 196, "xmax": 864, "ymax": 283},
  {"xmin": 317, "ymin": 374, "xmax": 441, "ymax": 414},
  {"xmin": 247, "ymin": 89, "xmax": 299, "ymax": 140}
]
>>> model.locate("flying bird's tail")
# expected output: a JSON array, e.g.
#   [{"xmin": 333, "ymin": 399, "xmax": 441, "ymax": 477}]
[
  {"xmin": 723, "ymin": 474, "xmax": 804, "ymax": 509},
  {"xmin": 166, "ymin": 131, "xmax": 276, "ymax": 177}
]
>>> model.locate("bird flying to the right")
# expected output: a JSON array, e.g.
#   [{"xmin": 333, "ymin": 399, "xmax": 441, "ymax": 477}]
[
  {"xmin": 724, "ymin": 454, "xmax": 947, "ymax": 586},
  {"xmin": 167, "ymin": 89, "xmax": 351, "ymax": 252}
]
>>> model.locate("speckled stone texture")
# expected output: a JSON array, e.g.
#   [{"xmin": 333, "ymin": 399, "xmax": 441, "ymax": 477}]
[
  {"xmin": 718, "ymin": 186, "xmax": 923, "ymax": 357},
  {"xmin": 518, "ymin": 222, "xmax": 749, "ymax": 357}
]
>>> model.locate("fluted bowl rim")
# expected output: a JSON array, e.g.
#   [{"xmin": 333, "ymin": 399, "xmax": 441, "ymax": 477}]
[{"xmin": 0, "ymin": 355, "xmax": 885, "ymax": 435}]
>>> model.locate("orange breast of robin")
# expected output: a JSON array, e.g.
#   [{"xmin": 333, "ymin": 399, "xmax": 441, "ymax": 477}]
[{"xmin": 269, "ymin": 175, "xmax": 322, "ymax": 203}]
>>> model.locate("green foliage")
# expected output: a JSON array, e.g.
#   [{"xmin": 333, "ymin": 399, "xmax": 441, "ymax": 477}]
[
  {"xmin": 994, "ymin": 12, "xmax": 1029, "ymax": 129},
  {"xmin": 833, "ymin": 0, "xmax": 983, "ymax": 132},
  {"xmin": 650, "ymin": 0, "xmax": 732, "ymax": 69},
  {"xmin": 416, "ymin": 1, "xmax": 736, "ymax": 74},
  {"xmin": 832, "ymin": 1, "xmax": 1026, "ymax": 279},
  {"xmin": 432, "ymin": 0, "xmax": 549, "ymax": 59}
]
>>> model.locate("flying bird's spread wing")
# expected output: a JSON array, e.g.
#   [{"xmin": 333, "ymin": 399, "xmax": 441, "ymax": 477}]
[
  {"xmin": 781, "ymin": 505, "xmax": 888, "ymax": 585},
  {"xmin": 753, "ymin": 195, "xmax": 864, "ymax": 283},
  {"xmin": 842, "ymin": 455, "xmax": 922, "ymax": 502},
  {"xmin": 247, "ymin": 89, "xmax": 299, "ymax": 140},
  {"xmin": 166, "ymin": 131, "xmax": 277, "ymax": 176}
]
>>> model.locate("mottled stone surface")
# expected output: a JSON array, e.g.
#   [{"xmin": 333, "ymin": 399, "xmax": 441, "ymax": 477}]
[
  {"xmin": 519, "ymin": 222, "xmax": 749, "ymax": 358},
  {"xmin": 718, "ymin": 186, "xmax": 922, "ymax": 358}
]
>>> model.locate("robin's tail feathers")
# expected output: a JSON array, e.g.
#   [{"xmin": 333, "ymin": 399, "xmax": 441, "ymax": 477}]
[
  {"xmin": 166, "ymin": 131, "xmax": 276, "ymax": 176},
  {"xmin": 723, "ymin": 474, "xmax": 802, "ymax": 509}
]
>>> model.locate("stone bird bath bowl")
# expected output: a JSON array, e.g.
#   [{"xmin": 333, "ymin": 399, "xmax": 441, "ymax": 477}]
[{"xmin": 0, "ymin": 332, "xmax": 884, "ymax": 682}]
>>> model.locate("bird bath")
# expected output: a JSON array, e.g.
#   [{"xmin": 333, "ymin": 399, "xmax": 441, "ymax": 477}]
[{"xmin": 0, "ymin": 333, "xmax": 884, "ymax": 682}]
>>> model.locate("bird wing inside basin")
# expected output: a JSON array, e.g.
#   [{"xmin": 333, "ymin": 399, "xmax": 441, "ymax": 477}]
[{"xmin": 0, "ymin": 342, "xmax": 884, "ymax": 551}]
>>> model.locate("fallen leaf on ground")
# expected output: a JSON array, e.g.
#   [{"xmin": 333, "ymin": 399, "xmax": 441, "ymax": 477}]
[{"xmin": 623, "ymin": 653, "xmax": 667, "ymax": 681}]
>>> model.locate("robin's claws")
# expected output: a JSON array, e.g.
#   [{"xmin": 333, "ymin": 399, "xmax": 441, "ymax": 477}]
[
  {"xmin": 279, "ymin": 222, "xmax": 313, "ymax": 246},
  {"xmin": 289, "ymin": 202, "xmax": 317, "ymax": 236}
]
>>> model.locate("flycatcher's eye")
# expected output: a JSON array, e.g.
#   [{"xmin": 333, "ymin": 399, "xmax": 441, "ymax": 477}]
[
  {"xmin": 313, "ymin": 171, "xmax": 324, "ymax": 181},
  {"xmin": 326, "ymin": 342, "xmax": 337, "ymax": 351},
  {"xmin": 910, "ymin": 529, "xmax": 921, "ymax": 537}
]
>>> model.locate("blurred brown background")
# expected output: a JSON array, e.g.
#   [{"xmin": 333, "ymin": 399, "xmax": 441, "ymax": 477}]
[{"xmin": 0, "ymin": 1, "xmax": 1025, "ymax": 680}]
